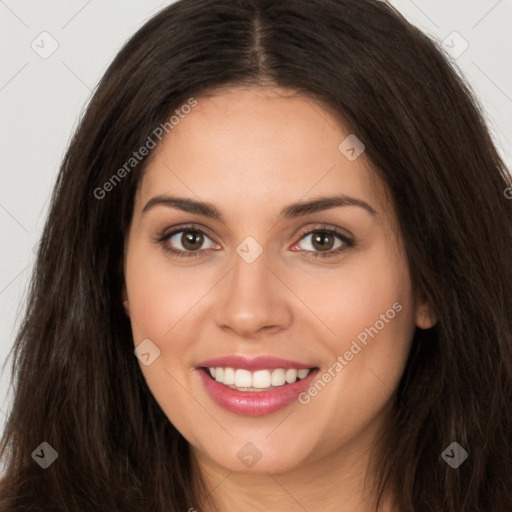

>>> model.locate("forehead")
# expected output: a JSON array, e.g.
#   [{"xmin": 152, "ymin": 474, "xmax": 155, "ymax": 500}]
[{"xmin": 136, "ymin": 86, "xmax": 387, "ymax": 220}]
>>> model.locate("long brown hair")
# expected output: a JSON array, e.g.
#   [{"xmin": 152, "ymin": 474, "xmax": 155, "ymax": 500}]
[{"xmin": 1, "ymin": 0, "xmax": 511, "ymax": 510}]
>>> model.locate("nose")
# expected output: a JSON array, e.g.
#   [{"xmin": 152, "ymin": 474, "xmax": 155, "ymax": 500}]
[{"xmin": 213, "ymin": 248, "xmax": 293, "ymax": 339}]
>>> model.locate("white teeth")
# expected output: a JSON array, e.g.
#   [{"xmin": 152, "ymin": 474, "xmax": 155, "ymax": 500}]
[
  {"xmin": 206, "ymin": 366, "xmax": 312, "ymax": 391},
  {"xmin": 298, "ymin": 369, "xmax": 310, "ymax": 379},
  {"xmin": 271, "ymin": 368, "xmax": 286, "ymax": 386},
  {"xmin": 223, "ymin": 367, "xmax": 236, "ymax": 385},
  {"xmin": 234, "ymin": 369, "xmax": 252, "ymax": 388},
  {"xmin": 252, "ymin": 370, "xmax": 271, "ymax": 389},
  {"xmin": 285, "ymin": 369, "xmax": 298, "ymax": 384}
]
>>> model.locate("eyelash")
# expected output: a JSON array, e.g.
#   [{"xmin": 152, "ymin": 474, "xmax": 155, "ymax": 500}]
[{"xmin": 156, "ymin": 223, "xmax": 355, "ymax": 259}]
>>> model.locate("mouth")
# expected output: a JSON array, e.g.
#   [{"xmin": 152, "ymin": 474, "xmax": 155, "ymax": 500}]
[
  {"xmin": 200, "ymin": 366, "xmax": 315, "ymax": 392},
  {"xmin": 195, "ymin": 362, "xmax": 320, "ymax": 416}
]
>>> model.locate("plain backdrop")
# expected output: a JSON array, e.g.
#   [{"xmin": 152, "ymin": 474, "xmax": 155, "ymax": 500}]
[{"xmin": 1, "ymin": 0, "xmax": 511, "ymax": 440}]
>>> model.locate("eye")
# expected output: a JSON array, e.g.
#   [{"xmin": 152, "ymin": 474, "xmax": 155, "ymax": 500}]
[
  {"xmin": 291, "ymin": 228, "xmax": 354, "ymax": 258},
  {"xmin": 157, "ymin": 226, "xmax": 220, "ymax": 258},
  {"xmin": 156, "ymin": 224, "xmax": 354, "ymax": 259}
]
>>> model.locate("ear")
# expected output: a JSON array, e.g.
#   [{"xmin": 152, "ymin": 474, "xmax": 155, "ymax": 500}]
[
  {"xmin": 415, "ymin": 289, "xmax": 437, "ymax": 329},
  {"xmin": 122, "ymin": 284, "xmax": 130, "ymax": 317}
]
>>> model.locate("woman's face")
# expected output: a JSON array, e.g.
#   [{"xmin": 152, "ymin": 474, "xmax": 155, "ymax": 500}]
[{"xmin": 123, "ymin": 86, "xmax": 434, "ymax": 477}]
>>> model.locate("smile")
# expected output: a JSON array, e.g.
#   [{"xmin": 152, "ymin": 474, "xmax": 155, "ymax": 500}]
[
  {"xmin": 206, "ymin": 367, "xmax": 311, "ymax": 391},
  {"xmin": 195, "ymin": 356, "xmax": 320, "ymax": 416}
]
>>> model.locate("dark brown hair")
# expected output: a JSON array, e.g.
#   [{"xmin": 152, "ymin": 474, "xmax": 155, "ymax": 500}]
[{"xmin": 1, "ymin": 0, "xmax": 511, "ymax": 510}]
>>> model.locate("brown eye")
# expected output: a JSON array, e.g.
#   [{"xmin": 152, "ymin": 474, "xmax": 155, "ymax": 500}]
[
  {"xmin": 298, "ymin": 230, "xmax": 345, "ymax": 253},
  {"xmin": 161, "ymin": 227, "xmax": 219, "ymax": 257},
  {"xmin": 180, "ymin": 230, "xmax": 204, "ymax": 251},
  {"xmin": 310, "ymin": 231, "xmax": 336, "ymax": 251},
  {"xmin": 291, "ymin": 228, "xmax": 354, "ymax": 259}
]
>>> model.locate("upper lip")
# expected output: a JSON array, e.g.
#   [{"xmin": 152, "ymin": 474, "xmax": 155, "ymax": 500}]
[{"xmin": 197, "ymin": 355, "xmax": 316, "ymax": 371}]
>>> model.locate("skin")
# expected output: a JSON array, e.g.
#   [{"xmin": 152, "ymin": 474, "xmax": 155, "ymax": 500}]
[{"xmin": 122, "ymin": 86, "xmax": 436, "ymax": 512}]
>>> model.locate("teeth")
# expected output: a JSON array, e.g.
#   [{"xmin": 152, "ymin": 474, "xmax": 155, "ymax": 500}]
[
  {"xmin": 285, "ymin": 369, "xmax": 298, "ymax": 384},
  {"xmin": 235, "ymin": 369, "xmax": 252, "ymax": 388},
  {"xmin": 252, "ymin": 370, "xmax": 271, "ymax": 388},
  {"xmin": 207, "ymin": 367, "xmax": 311, "ymax": 391},
  {"xmin": 297, "ymin": 369, "xmax": 310, "ymax": 379},
  {"xmin": 223, "ymin": 367, "xmax": 235, "ymax": 385},
  {"xmin": 271, "ymin": 369, "xmax": 286, "ymax": 386}
]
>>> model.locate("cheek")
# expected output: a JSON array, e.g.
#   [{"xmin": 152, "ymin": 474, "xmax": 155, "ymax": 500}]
[
  {"xmin": 125, "ymin": 239, "xmax": 192, "ymax": 335},
  {"xmin": 293, "ymin": 238, "xmax": 415, "ymax": 352},
  {"xmin": 296, "ymin": 239, "xmax": 416, "ymax": 405},
  {"xmin": 292, "ymin": 278, "xmax": 415, "ymax": 455},
  {"xmin": 124, "ymin": 239, "xmax": 177, "ymax": 348},
  {"xmin": 298, "ymin": 241, "xmax": 416, "ymax": 420},
  {"xmin": 123, "ymin": 241, "xmax": 204, "ymax": 433}
]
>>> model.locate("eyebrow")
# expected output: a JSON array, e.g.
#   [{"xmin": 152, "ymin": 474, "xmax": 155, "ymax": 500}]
[{"xmin": 142, "ymin": 194, "xmax": 377, "ymax": 219}]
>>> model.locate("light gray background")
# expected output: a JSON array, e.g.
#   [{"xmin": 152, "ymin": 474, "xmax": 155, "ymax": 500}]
[{"xmin": 1, "ymin": 0, "xmax": 511, "ymax": 439}]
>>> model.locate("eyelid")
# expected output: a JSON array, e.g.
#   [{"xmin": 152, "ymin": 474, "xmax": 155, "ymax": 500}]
[
  {"xmin": 293, "ymin": 223, "xmax": 354, "ymax": 242},
  {"xmin": 156, "ymin": 222, "xmax": 218, "ymax": 243}
]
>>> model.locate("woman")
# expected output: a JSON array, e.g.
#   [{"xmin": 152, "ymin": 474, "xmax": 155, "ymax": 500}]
[{"xmin": 1, "ymin": 0, "xmax": 511, "ymax": 510}]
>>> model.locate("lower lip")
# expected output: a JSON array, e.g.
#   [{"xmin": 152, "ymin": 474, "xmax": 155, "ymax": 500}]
[{"xmin": 196, "ymin": 367, "xmax": 319, "ymax": 416}]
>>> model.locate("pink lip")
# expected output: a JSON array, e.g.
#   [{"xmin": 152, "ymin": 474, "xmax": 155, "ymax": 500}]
[
  {"xmin": 196, "ymin": 367, "xmax": 320, "ymax": 416},
  {"xmin": 197, "ymin": 355, "xmax": 314, "ymax": 371}
]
